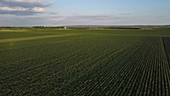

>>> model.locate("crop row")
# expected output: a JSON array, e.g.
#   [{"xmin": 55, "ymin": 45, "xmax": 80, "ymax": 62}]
[{"xmin": 1, "ymin": 35, "xmax": 170, "ymax": 95}]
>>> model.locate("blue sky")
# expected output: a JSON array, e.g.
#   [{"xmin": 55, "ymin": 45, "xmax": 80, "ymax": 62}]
[{"xmin": 0, "ymin": 0, "xmax": 170, "ymax": 26}]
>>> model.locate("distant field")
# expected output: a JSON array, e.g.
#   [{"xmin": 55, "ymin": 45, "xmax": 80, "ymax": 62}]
[{"xmin": 0, "ymin": 28, "xmax": 170, "ymax": 96}]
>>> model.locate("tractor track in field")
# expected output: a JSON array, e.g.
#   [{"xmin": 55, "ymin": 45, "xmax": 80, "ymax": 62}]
[{"xmin": 0, "ymin": 34, "xmax": 80, "ymax": 43}]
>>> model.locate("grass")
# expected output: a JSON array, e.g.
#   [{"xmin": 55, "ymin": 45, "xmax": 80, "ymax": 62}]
[{"xmin": 0, "ymin": 28, "xmax": 170, "ymax": 95}]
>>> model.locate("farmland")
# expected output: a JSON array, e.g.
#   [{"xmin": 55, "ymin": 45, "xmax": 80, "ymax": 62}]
[{"xmin": 1, "ymin": 28, "xmax": 170, "ymax": 96}]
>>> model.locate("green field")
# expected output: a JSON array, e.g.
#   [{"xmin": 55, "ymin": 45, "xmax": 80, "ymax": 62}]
[{"xmin": 1, "ymin": 28, "xmax": 170, "ymax": 96}]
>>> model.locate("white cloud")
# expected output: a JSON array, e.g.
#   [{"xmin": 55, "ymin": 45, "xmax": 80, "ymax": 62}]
[
  {"xmin": 0, "ymin": 0, "xmax": 49, "ymax": 15},
  {"xmin": 0, "ymin": 6, "xmax": 28, "ymax": 11},
  {"xmin": 32, "ymin": 7, "xmax": 45, "ymax": 12}
]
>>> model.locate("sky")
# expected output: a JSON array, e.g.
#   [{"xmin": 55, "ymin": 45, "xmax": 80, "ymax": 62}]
[{"xmin": 0, "ymin": 0, "xmax": 170, "ymax": 26}]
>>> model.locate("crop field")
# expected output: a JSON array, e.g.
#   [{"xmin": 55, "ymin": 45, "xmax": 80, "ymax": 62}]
[{"xmin": 0, "ymin": 28, "xmax": 170, "ymax": 96}]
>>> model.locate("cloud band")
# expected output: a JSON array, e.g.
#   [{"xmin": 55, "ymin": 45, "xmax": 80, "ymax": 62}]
[{"xmin": 0, "ymin": 0, "xmax": 49, "ymax": 15}]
